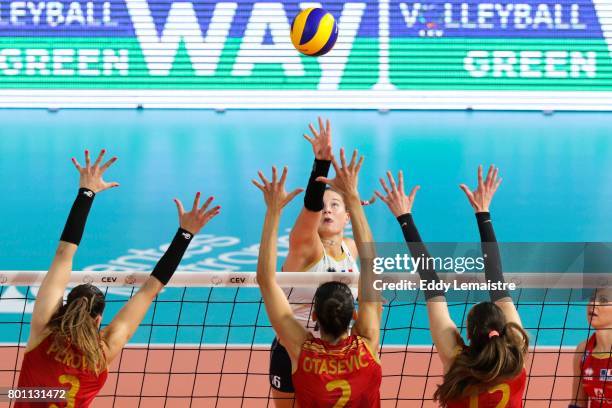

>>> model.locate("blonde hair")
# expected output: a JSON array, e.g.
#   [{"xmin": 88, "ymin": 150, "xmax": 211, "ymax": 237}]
[{"xmin": 47, "ymin": 284, "xmax": 106, "ymax": 375}]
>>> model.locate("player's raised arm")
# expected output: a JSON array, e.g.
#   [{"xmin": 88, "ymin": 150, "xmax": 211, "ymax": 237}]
[
  {"xmin": 317, "ymin": 149, "xmax": 382, "ymax": 351},
  {"xmin": 287, "ymin": 118, "xmax": 333, "ymax": 265},
  {"xmin": 376, "ymin": 170, "xmax": 460, "ymax": 369},
  {"xmin": 29, "ymin": 149, "xmax": 119, "ymax": 349},
  {"xmin": 101, "ymin": 193, "xmax": 220, "ymax": 362},
  {"xmin": 253, "ymin": 166, "xmax": 308, "ymax": 359},
  {"xmin": 460, "ymin": 164, "xmax": 521, "ymax": 327}
]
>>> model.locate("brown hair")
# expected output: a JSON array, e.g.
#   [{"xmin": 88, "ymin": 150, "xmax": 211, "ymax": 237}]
[
  {"xmin": 434, "ymin": 302, "xmax": 529, "ymax": 405},
  {"xmin": 47, "ymin": 284, "xmax": 106, "ymax": 375}
]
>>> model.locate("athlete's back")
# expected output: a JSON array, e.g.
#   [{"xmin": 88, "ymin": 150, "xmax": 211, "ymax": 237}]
[
  {"xmin": 16, "ymin": 333, "xmax": 107, "ymax": 408},
  {"xmin": 292, "ymin": 334, "xmax": 381, "ymax": 408},
  {"xmin": 446, "ymin": 369, "xmax": 526, "ymax": 408}
]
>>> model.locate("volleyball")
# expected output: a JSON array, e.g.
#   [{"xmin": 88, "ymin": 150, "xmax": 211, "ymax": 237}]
[{"xmin": 290, "ymin": 8, "xmax": 338, "ymax": 56}]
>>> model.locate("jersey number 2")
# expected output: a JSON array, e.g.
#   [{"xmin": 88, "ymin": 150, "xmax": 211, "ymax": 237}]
[
  {"xmin": 50, "ymin": 374, "xmax": 80, "ymax": 408},
  {"xmin": 469, "ymin": 383, "xmax": 510, "ymax": 408},
  {"xmin": 326, "ymin": 379, "xmax": 351, "ymax": 408}
]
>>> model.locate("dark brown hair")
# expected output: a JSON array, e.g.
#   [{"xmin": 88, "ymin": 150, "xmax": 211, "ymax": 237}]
[
  {"xmin": 313, "ymin": 281, "xmax": 354, "ymax": 339},
  {"xmin": 434, "ymin": 302, "xmax": 529, "ymax": 405}
]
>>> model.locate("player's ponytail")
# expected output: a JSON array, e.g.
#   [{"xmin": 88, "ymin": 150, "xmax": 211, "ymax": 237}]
[
  {"xmin": 48, "ymin": 284, "xmax": 107, "ymax": 375},
  {"xmin": 313, "ymin": 281, "xmax": 354, "ymax": 339},
  {"xmin": 434, "ymin": 302, "xmax": 528, "ymax": 405}
]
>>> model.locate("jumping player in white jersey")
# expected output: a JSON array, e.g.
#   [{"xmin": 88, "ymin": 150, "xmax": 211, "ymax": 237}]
[{"xmin": 268, "ymin": 118, "xmax": 359, "ymax": 407}]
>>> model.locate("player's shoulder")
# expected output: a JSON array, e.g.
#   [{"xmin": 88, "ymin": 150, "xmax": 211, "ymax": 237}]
[
  {"xmin": 577, "ymin": 332, "xmax": 597, "ymax": 354},
  {"xmin": 576, "ymin": 339, "xmax": 588, "ymax": 353},
  {"xmin": 573, "ymin": 339, "xmax": 590, "ymax": 367},
  {"xmin": 24, "ymin": 329, "xmax": 53, "ymax": 354}
]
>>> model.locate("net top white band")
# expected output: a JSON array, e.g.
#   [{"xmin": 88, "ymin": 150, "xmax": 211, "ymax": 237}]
[{"xmin": 0, "ymin": 271, "xmax": 610, "ymax": 289}]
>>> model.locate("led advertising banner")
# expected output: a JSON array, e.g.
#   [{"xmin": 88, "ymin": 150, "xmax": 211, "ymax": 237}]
[{"xmin": 0, "ymin": 0, "xmax": 610, "ymax": 109}]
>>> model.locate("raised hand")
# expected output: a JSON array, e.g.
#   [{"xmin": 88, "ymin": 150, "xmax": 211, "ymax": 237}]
[
  {"xmin": 460, "ymin": 165, "xmax": 502, "ymax": 213},
  {"xmin": 252, "ymin": 166, "xmax": 304, "ymax": 213},
  {"xmin": 316, "ymin": 148, "xmax": 363, "ymax": 198},
  {"xmin": 375, "ymin": 170, "xmax": 420, "ymax": 217},
  {"xmin": 174, "ymin": 193, "xmax": 220, "ymax": 235},
  {"xmin": 71, "ymin": 149, "xmax": 119, "ymax": 193},
  {"xmin": 303, "ymin": 117, "xmax": 332, "ymax": 160}
]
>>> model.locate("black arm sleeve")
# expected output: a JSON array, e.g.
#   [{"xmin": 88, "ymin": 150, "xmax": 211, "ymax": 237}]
[
  {"xmin": 304, "ymin": 159, "xmax": 331, "ymax": 212},
  {"xmin": 476, "ymin": 212, "xmax": 510, "ymax": 302},
  {"xmin": 60, "ymin": 188, "xmax": 95, "ymax": 245},
  {"xmin": 151, "ymin": 228, "xmax": 193, "ymax": 285},
  {"xmin": 397, "ymin": 213, "xmax": 445, "ymax": 300}
]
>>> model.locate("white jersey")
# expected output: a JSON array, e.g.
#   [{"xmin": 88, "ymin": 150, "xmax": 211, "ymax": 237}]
[{"xmin": 283, "ymin": 240, "xmax": 359, "ymax": 331}]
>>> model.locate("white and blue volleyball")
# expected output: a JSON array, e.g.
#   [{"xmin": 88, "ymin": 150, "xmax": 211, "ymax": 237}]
[{"xmin": 290, "ymin": 8, "xmax": 338, "ymax": 56}]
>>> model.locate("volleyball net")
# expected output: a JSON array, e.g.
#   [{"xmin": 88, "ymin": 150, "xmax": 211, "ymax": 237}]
[{"xmin": 0, "ymin": 270, "xmax": 607, "ymax": 408}]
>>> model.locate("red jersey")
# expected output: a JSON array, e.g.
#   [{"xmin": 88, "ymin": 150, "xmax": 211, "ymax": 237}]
[
  {"xmin": 15, "ymin": 334, "xmax": 108, "ymax": 408},
  {"xmin": 292, "ymin": 335, "xmax": 381, "ymax": 408},
  {"xmin": 581, "ymin": 333, "xmax": 612, "ymax": 407},
  {"xmin": 446, "ymin": 369, "xmax": 526, "ymax": 408}
]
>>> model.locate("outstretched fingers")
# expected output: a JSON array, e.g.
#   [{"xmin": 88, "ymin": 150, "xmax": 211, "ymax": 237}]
[
  {"xmin": 174, "ymin": 198, "xmax": 185, "ymax": 217},
  {"xmin": 459, "ymin": 184, "xmax": 477, "ymax": 208},
  {"xmin": 408, "ymin": 185, "xmax": 420, "ymax": 201},
  {"xmin": 202, "ymin": 205, "xmax": 221, "ymax": 222},
  {"xmin": 386, "ymin": 171, "xmax": 397, "ymax": 193},
  {"xmin": 71, "ymin": 157, "xmax": 82, "ymax": 172},
  {"xmin": 279, "ymin": 166, "xmax": 288, "ymax": 188},
  {"xmin": 257, "ymin": 170, "xmax": 270, "ymax": 188},
  {"xmin": 92, "ymin": 149, "xmax": 106, "ymax": 169},
  {"xmin": 251, "ymin": 179, "xmax": 265, "ymax": 191},
  {"xmin": 318, "ymin": 117, "xmax": 325, "ymax": 135},
  {"xmin": 494, "ymin": 177, "xmax": 503, "ymax": 191},
  {"xmin": 374, "ymin": 190, "xmax": 388, "ymax": 203},
  {"xmin": 490, "ymin": 167, "xmax": 500, "ymax": 190},
  {"xmin": 100, "ymin": 156, "xmax": 118, "ymax": 173},
  {"xmin": 379, "ymin": 177, "xmax": 391, "ymax": 195},
  {"xmin": 329, "ymin": 154, "xmax": 341, "ymax": 175},
  {"xmin": 308, "ymin": 123, "xmax": 319, "ymax": 139},
  {"xmin": 355, "ymin": 155, "xmax": 364, "ymax": 173},
  {"xmin": 199, "ymin": 196, "xmax": 214, "ymax": 214},
  {"xmin": 338, "ymin": 147, "xmax": 348, "ymax": 170},
  {"xmin": 348, "ymin": 149, "xmax": 358, "ymax": 169},
  {"xmin": 191, "ymin": 192, "xmax": 201, "ymax": 212},
  {"xmin": 485, "ymin": 165, "xmax": 495, "ymax": 187},
  {"xmin": 303, "ymin": 133, "xmax": 314, "ymax": 144},
  {"xmin": 398, "ymin": 170, "xmax": 405, "ymax": 192}
]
